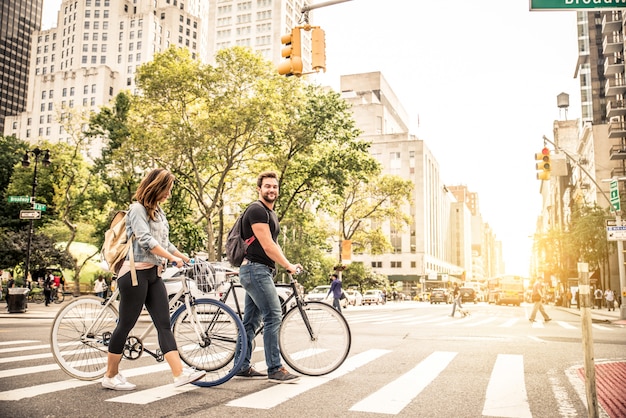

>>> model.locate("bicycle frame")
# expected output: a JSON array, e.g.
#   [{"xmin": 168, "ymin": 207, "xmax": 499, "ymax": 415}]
[
  {"xmin": 220, "ymin": 275, "xmax": 316, "ymax": 341},
  {"xmin": 81, "ymin": 271, "xmax": 205, "ymax": 361}
]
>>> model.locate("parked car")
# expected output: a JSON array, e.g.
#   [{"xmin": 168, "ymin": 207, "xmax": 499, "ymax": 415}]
[
  {"xmin": 429, "ymin": 288, "xmax": 448, "ymax": 304},
  {"xmin": 345, "ymin": 289, "xmax": 363, "ymax": 306},
  {"xmin": 459, "ymin": 287, "xmax": 477, "ymax": 304},
  {"xmin": 305, "ymin": 285, "xmax": 348, "ymax": 308},
  {"xmin": 362, "ymin": 289, "xmax": 386, "ymax": 305}
]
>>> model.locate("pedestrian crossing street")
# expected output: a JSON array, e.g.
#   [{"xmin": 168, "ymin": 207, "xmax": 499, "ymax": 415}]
[
  {"xmin": 0, "ymin": 337, "xmax": 592, "ymax": 417},
  {"xmin": 341, "ymin": 309, "xmax": 617, "ymax": 332}
]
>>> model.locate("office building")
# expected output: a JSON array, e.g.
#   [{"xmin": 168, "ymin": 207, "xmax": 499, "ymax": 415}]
[{"xmin": 0, "ymin": 0, "xmax": 44, "ymax": 134}]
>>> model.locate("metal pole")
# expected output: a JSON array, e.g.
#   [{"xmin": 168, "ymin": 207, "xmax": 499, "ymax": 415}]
[
  {"xmin": 301, "ymin": 0, "xmax": 353, "ymax": 13},
  {"xmin": 23, "ymin": 150, "xmax": 40, "ymax": 286},
  {"xmin": 617, "ymin": 214, "xmax": 626, "ymax": 320}
]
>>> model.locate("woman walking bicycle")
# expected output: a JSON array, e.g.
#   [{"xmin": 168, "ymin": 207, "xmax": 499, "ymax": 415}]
[{"xmin": 102, "ymin": 168, "xmax": 205, "ymax": 391}]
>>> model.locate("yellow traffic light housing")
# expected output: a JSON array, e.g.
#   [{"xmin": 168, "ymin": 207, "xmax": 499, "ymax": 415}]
[
  {"xmin": 535, "ymin": 147, "xmax": 551, "ymax": 180},
  {"xmin": 311, "ymin": 27, "xmax": 326, "ymax": 73},
  {"xmin": 277, "ymin": 28, "xmax": 303, "ymax": 77}
]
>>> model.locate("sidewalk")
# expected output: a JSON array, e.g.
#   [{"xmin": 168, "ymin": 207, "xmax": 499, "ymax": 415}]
[
  {"xmin": 555, "ymin": 304, "xmax": 626, "ymax": 325},
  {"xmin": 0, "ymin": 299, "xmax": 64, "ymax": 320}
]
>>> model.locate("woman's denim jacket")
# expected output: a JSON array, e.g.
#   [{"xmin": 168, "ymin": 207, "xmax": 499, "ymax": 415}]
[{"xmin": 125, "ymin": 202, "xmax": 178, "ymax": 267}]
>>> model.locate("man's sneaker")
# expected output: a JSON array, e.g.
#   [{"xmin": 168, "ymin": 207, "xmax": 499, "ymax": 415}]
[
  {"xmin": 236, "ymin": 367, "xmax": 267, "ymax": 379},
  {"xmin": 102, "ymin": 373, "xmax": 136, "ymax": 391},
  {"xmin": 173, "ymin": 367, "xmax": 206, "ymax": 387},
  {"xmin": 268, "ymin": 367, "xmax": 300, "ymax": 384}
]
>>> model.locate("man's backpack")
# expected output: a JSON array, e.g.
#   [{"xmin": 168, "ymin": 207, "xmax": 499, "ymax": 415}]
[
  {"xmin": 225, "ymin": 201, "xmax": 266, "ymax": 267},
  {"xmin": 101, "ymin": 210, "xmax": 138, "ymax": 285}
]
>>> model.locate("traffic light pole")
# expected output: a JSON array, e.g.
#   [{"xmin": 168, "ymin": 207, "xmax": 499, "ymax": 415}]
[{"xmin": 542, "ymin": 135, "xmax": 626, "ymax": 320}]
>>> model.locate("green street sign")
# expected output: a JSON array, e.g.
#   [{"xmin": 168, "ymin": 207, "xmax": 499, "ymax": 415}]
[
  {"xmin": 530, "ymin": 0, "xmax": 626, "ymax": 10},
  {"xmin": 610, "ymin": 180, "xmax": 621, "ymax": 211},
  {"xmin": 33, "ymin": 203, "xmax": 46, "ymax": 211},
  {"xmin": 8, "ymin": 195, "xmax": 30, "ymax": 203}
]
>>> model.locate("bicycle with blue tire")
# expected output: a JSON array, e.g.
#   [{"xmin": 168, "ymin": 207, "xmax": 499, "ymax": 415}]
[{"xmin": 49, "ymin": 260, "xmax": 247, "ymax": 387}]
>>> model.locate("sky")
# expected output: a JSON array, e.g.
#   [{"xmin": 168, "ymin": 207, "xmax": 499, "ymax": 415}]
[{"xmin": 41, "ymin": 0, "xmax": 582, "ymax": 276}]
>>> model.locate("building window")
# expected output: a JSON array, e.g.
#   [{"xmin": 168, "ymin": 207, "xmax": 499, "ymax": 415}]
[
  {"xmin": 92, "ymin": 84, "xmax": 97, "ymax": 93},
  {"xmin": 390, "ymin": 261, "xmax": 402, "ymax": 268},
  {"xmin": 371, "ymin": 261, "xmax": 382, "ymax": 268}
]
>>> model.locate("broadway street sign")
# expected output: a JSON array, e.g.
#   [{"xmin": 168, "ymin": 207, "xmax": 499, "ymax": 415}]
[{"xmin": 531, "ymin": 0, "xmax": 626, "ymax": 10}]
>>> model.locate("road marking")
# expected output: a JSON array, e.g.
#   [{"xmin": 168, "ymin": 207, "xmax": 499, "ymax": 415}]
[
  {"xmin": 0, "ymin": 340, "xmax": 39, "ymax": 347},
  {"xmin": 591, "ymin": 324, "xmax": 611, "ymax": 331},
  {"xmin": 557, "ymin": 321, "xmax": 577, "ymax": 330},
  {"xmin": 0, "ymin": 363, "xmax": 170, "ymax": 401},
  {"xmin": 482, "ymin": 354, "xmax": 531, "ymax": 418},
  {"xmin": 108, "ymin": 381, "xmax": 200, "ymax": 404},
  {"xmin": 226, "ymin": 349, "xmax": 391, "ymax": 410},
  {"xmin": 349, "ymin": 351, "xmax": 457, "ymax": 415},
  {"xmin": 499, "ymin": 318, "xmax": 519, "ymax": 327},
  {"xmin": 465, "ymin": 317, "xmax": 497, "ymax": 327}
]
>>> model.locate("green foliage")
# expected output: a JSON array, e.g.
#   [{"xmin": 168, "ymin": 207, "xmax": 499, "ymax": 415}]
[{"xmin": 0, "ymin": 228, "xmax": 74, "ymax": 275}]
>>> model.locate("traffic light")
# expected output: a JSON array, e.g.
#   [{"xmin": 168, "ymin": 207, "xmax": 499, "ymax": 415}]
[
  {"xmin": 311, "ymin": 27, "xmax": 326, "ymax": 73},
  {"xmin": 535, "ymin": 147, "xmax": 551, "ymax": 180},
  {"xmin": 277, "ymin": 28, "xmax": 303, "ymax": 77}
]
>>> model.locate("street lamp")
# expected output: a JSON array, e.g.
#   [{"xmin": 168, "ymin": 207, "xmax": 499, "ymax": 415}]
[{"xmin": 21, "ymin": 147, "xmax": 51, "ymax": 286}]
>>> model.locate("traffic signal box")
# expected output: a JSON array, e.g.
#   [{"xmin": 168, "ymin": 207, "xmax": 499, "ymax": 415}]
[
  {"xmin": 278, "ymin": 26, "xmax": 326, "ymax": 76},
  {"xmin": 535, "ymin": 147, "xmax": 551, "ymax": 180},
  {"xmin": 278, "ymin": 28, "xmax": 303, "ymax": 77},
  {"xmin": 311, "ymin": 27, "xmax": 326, "ymax": 73}
]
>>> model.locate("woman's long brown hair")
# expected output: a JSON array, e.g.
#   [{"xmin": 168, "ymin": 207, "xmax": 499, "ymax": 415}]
[{"xmin": 133, "ymin": 168, "xmax": 175, "ymax": 221}]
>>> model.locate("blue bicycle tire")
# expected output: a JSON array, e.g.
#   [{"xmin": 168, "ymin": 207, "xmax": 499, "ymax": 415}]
[{"xmin": 170, "ymin": 298, "xmax": 247, "ymax": 387}]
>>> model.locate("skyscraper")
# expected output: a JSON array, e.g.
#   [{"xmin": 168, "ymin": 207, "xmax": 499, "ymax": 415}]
[{"xmin": 0, "ymin": 0, "xmax": 43, "ymax": 133}]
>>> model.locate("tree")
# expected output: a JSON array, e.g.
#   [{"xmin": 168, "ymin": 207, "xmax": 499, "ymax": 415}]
[
  {"xmin": 0, "ymin": 228, "xmax": 73, "ymax": 286},
  {"xmin": 0, "ymin": 135, "xmax": 29, "ymax": 229}
]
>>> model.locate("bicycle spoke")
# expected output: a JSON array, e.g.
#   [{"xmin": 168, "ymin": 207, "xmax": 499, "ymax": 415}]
[
  {"xmin": 171, "ymin": 298, "xmax": 246, "ymax": 387},
  {"xmin": 50, "ymin": 297, "xmax": 118, "ymax": 380},
  {"xmin": 280, "ymin": 301, "xmax": 351, "ymax": 376}
]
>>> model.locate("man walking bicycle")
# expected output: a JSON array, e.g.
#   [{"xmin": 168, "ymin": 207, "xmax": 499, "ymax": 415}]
[{"xmin": 235, "ymin": 171, "xmax": 303, "ymax": 383}]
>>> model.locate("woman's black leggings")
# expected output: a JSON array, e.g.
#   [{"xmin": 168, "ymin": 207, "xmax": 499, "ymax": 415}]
[{"xmin": 108, "ymin": 266, "xmax": 177, "ymax": 355}]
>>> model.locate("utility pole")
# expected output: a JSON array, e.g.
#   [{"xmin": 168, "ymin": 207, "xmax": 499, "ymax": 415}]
[{"xmin": 578, "ymin": 262, "xmax": 599, "ymax": 418}]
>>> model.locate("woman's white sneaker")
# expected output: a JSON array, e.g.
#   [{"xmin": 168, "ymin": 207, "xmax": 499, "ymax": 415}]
[
  {"xmin": 102, "ymin": 373, "xmax": 136, "ymax": 391},
  {"xmin": 173, "ymin": 367, "xmax": 206, "ymax": 387}
]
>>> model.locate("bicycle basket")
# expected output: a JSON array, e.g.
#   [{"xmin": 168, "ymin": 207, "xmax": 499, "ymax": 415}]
[{"xmin": 190, "ymin": 260, "xmax": 226, "ymax": 294}]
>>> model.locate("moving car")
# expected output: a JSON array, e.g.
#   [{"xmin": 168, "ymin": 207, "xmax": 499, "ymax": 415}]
[
  {"xmin": 429, "ymin": 288, "xmax": 448, "ymax": 304},
  {"xmin": 345, "ymin": 289, "xmax": 363, "ymax": 306},
  {"xmin": 362, "ymin": 289, "xmax": 386, "ymax": 305},
  {"xmin": 459, "ymin": 287, "xmax": 477, "ymax": 304}
]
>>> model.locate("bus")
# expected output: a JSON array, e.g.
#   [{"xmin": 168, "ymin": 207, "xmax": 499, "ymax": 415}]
[{"xmin": 487, "ymin": 275, "xmax": 525, "ymax": 306}]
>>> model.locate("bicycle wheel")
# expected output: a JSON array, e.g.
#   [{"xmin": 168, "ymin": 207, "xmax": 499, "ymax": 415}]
[
  {"xmin": 50, "ymin": 296, "xmax": 119, "ymax": 380},
  {"xmin": 171, "ymin": 298, "xmax": 246, "ymax": 387},
  {"xmin": 33, "ymin": 292, "xmax": 45, "ymax": 304},
  {"xmin": 280, "ymin": 301, "xmax": 351, "ymax": 376}
]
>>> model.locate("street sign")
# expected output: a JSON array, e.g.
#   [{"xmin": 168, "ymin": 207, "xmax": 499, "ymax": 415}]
[
  {"xmin": 610, "ymin": 180, "xmax": 621, "ymax": 212},
  {"xmin": 8, "ymin": 195, "xmax": 30, "ymax": 203},
  {"xmin": 19, "ymin": 210, "xmax": 41, "ymax": 220},
  {"xmin": 531, "ymin": 0, "xmax": 626, "ymax": 10},
  {"xmin": 33, "ymin": 202, "xmax": 46, "ymax": 211}
]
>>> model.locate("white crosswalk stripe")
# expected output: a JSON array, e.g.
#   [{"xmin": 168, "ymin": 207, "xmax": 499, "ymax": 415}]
[{"xmin": 0, "ymin": 318, "xmax": 616, "ymax": 415}]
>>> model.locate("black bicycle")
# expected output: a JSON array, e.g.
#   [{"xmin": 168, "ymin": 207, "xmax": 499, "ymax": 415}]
[{"xmin": 220, "ymin": 272, "xmax": 351, "ymax": 376}]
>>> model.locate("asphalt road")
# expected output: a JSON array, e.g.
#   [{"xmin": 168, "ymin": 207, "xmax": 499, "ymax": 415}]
[{"xmin": 0, "ymin": 300, "xmax": 624, "ymax": 417}]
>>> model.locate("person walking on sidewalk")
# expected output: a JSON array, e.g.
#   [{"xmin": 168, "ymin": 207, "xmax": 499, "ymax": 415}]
[
  {"xmin": 529, "ymin": 280, "xmax": 551, "ymax": 323},
  {"xmin": 234, "ymin": 171, "xmax": 302, "ymax": 384},
  {"xmin": 605, "ymin": 288, "xmax": 616, "ymax": 311}
]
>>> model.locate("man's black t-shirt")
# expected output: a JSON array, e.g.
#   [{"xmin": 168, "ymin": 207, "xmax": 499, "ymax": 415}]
[{"xmin": 241, "ymin": 200, "xmax": 279, "ymax": 268}]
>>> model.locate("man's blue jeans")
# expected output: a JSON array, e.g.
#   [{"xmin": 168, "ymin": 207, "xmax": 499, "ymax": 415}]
[{"xmin": 237, "ymin": 261, "xmax": 283, "ymax": 374}]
